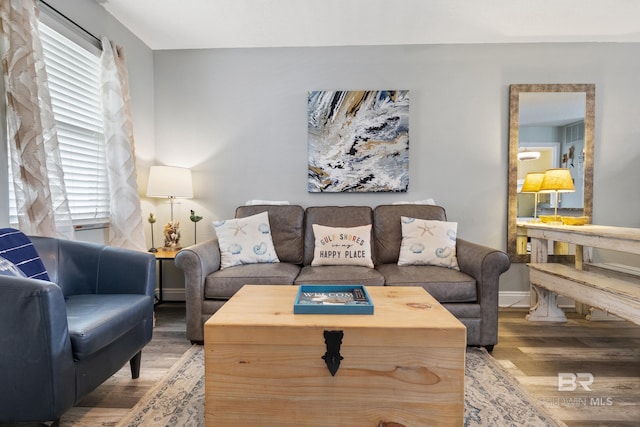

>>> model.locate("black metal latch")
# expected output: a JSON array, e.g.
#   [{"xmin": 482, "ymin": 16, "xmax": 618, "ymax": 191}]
[{"xmin": 322, "ymin": 330, "xmax": 344, "ymax": 376}]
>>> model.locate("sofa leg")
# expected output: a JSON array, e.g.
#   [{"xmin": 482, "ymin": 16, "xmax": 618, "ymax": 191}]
[
  {"xmin": 484, "ymin": 345, "xmax": 495, "ymax": 353},
  {"xmin": 130, "ymin": 351, "xmax": 142, "ymax": 379}
]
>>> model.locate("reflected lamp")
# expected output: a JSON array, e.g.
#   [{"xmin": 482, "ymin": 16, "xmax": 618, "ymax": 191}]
[
  {"xmin": 539, "ymin": 168, "xmax": 575, "ymax": 219},
  {"xmin": 520, "ymin": 171, "xmax": 545, "ymax": 221}
]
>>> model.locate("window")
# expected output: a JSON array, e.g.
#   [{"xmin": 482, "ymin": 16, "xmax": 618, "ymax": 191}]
[{"xmin": 8, "ymin": 20, "xmax": 109, "ymax": 227}]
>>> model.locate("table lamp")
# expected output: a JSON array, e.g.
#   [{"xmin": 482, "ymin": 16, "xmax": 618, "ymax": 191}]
[
  {"xmin": 539, "ymin": 168, "xmax": 575, "ymax": 220},
  {"xmin": 520, "ymin": 171, "xmax": 545, "ymax": 221},
  {"xmin": 147, "ymin": 166, "xmax": 193, "ymax": 250}
]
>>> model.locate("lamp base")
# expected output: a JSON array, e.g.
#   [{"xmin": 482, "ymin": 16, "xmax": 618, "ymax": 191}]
[{"xmin": 148, "ymin": 247, "xmax": 158, "ymax": 253}]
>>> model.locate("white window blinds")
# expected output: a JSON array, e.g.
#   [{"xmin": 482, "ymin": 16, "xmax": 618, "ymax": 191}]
[{"xmin": 8, "ymin": 21, "xmax": 110, "ymax": 226}]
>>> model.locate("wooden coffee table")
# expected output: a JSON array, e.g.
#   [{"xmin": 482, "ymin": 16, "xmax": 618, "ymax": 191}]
[{"xmin": 204, "ymin": 285, "xmax": 466, "ymax": 426}]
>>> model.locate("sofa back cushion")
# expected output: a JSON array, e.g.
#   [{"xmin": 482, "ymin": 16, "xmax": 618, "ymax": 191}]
[
  {"xmin": 236, "ymin": 205, "xmax": 305, "ymax": 264},
  {"xmin": 303, "ymin": 206, "xmax": 373, "ymax": 266},
  {"xmin": 373, "ymin": 204, "xmax": 447, "ymax": 264}
]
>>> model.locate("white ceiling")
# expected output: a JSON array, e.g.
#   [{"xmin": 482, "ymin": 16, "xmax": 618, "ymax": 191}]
[{"xmin": 97, "ymin": 0, "xmax": 640, "ymax": 50}]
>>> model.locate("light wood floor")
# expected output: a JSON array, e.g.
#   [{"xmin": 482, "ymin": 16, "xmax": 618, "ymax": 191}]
[
  {"xmin": 3, "ymin": 304, "xmax": 639, "ymax": 426},
  {"xmin": 492, "ymin": 309, "xmax": 640, "ymax": 427}
]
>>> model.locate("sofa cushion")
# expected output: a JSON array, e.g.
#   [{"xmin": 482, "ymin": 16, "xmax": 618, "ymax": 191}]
[
  {"xmin": 65, "ymin": 294, "xmax": 151, "ymax": 359},
  {"xmin": 295, "ymin": 265, "xmax": 385, "ymax": 287},
  {"xmin": 304, "ymin": 206, "xmax": 373, "ymax": 265},
  {"xmin": 373, "ymin": 204, "xmax": 447, "ymax": 265},
  {"xmin": 310, "ymin": 224, "xmax": 374, "ymax": 268},
  {"xmin": 236, "ymin": 205, "xmax": 304, "ymax": 264},
  {"xmin": 376, "ymin": 263, "xmax": 477, "ymax": 303},
  {"xmin": 398, "ymin": 217, "xmax": 460, "ymax": 270},
  {"xmin": 0, "ymin": 228, "xmax": 50, "ymax": 281},
  {"xmin": 204, "ymin": 262, "xmax": 301, "ymax": 299},
  {"xmin": 214, "ymin": 211, "xmax": 280, "ymax": 269}
]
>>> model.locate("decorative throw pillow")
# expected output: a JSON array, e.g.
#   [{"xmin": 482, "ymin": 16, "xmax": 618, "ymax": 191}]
[
  {"xmin": 311, "ymin": 224, "xmax": 374, "ymax": 268},
  {"xmin": 0, "ymin": 228, "xmax": 50, "ymax": 280},
  {"xmin": 0, "ymin": 255, "xmax": 27, "ymax": 277},
  {"xmin": 398, "ymin": 217, "xmax": 460, "ymax": 270},
  {"xmin": 213, "ymin": 211, "xmax": 280, "ymax": 269}
]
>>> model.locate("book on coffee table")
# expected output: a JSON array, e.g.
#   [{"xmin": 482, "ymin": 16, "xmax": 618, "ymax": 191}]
[{"xmin": 294, "ymin": 284, "xmax": 374, "ymax": 314}]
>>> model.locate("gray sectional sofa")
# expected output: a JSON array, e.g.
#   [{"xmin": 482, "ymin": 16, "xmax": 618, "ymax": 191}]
[{"xmin": 175, "ymin": 204, "xmax": 510, "ymax": 349}]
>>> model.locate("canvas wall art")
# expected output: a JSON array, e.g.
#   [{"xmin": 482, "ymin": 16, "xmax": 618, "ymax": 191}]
[{"xmin": 308, "ymin": 90, "xmax": 409, "ymax": 192}]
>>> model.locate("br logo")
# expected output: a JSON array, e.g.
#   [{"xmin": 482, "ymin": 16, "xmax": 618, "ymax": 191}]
[{"xmin": 558, "ymin": 372, "xmax": 594, "ymax": 391}]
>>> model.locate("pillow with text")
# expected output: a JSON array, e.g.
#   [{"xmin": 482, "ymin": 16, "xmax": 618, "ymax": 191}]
[{"xmin": 311, "ymin": 224, "xmax": 374, "ymax": 268}]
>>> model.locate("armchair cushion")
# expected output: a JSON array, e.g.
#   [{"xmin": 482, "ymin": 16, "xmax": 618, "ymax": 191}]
[
  {"xmin": 66, "ymin": 294, "xmax": 153, "ymax": 359},
  {"xmin": 0, "ymin": 228, "xmax": 49, "ymax": 280}
]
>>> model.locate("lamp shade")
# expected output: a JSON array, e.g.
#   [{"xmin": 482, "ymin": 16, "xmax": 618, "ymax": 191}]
[
  {"xmin": 539, "ymin": 168, "xmax": 575, "ymax": 193},
  {"xmin": 146, "ymin": 166, "xmax": 193, "ymax": 198},
  {"xmin": 520, "ymin": 172, "xmax": 545, "ymax": 193}
]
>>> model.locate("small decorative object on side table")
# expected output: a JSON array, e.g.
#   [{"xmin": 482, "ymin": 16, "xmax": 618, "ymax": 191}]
[
  {"xmin": 190, "ymin": 209, "xmax": 203, "ymax": 244},
  {"xmin": 163, "ymin": 221, "xmax": 181, "ymax": 251},
  {"xmin": 148, "ymin": 213, "xmax": 158, "ymax": 253}
]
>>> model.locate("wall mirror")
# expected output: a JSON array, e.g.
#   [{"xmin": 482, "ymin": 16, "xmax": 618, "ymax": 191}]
[{"xmin": 507, "ymin": 84, "xmax": 595, "ymax": 263}]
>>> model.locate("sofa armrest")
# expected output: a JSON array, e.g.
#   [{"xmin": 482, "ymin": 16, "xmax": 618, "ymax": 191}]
[
  {"xmin": 0, "ymin": 277, "xmax": 76, "ymax": 421},
  {"xmin": 175, "ymin": 238, "xmax": 221, "ymax": 342},
  {"xmin": 456, "ymin": 238, "xmax": 511, "ymax": 345}
]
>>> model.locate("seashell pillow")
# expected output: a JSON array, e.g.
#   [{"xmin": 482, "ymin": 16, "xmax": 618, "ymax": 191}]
[
  {"xmin": 311, "ymin": 224, "xmax": 374, "ymax": 268},
  {"xmin": 213, "ymin": 211, "xmax": 280, "ymax": 269},
  {"xmin": 397, "ymin": 216, "xmax": 459, "ymax": 270}
]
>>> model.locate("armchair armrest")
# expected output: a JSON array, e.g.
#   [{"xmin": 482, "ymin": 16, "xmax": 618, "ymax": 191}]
[
  {"xmin": 0, "ymin": 277, "xmax": 76, "ymax": 422},
  {"xmin": 175, "ymin": 238, "xmax": 221, "ymax": 342},
  {"xmin": 456, "ymin": 238, "xmax": 510, "ymax": 345}
]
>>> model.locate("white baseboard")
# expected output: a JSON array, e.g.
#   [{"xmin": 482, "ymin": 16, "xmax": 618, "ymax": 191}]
[
  {"xmin": 499, "ymin": 291, "xmax": 576, "ymax": 309},
  {"xmin": 155, "ymin": 288, "xmax": 186, "ymax": 302}
]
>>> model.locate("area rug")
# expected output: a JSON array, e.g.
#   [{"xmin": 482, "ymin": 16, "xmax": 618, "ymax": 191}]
[{"xmin": 117, "ymin": 346, "xmax": 566, "ymax": 427}]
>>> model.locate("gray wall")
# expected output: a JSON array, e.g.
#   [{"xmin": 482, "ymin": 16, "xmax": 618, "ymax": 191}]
[
  {"xmin": 153, "ymin": 43, "xmax": 640, "ymax": 295},
  {"xmin": 2, "ymin": 3, "xmax": 639, "ymax": 298}
]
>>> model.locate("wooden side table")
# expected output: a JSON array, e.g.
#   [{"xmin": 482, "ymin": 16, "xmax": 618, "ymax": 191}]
[{"xmin": 154, "ymin": 249, "xmax": 179, "ymax": 303}]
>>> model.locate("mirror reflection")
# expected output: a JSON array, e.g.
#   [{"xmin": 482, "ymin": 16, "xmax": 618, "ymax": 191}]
[
  {"xmin": 507, "ymin": 84, "xmax": 595, "ymax": 262},
  {"xmin": 517, "ymin": 92, "xmax": 586, "ymax": 220}
]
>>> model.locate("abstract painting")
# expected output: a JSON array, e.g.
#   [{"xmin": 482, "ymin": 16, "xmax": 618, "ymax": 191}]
[{"xmin": 308, "ymin": 90, "xmax": 409, "ymax": 192}]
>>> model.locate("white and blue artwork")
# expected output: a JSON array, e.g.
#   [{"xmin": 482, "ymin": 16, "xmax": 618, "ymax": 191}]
[{"xmin": 308, "ymin": 90, "xmax": 409, "ymax": 193}]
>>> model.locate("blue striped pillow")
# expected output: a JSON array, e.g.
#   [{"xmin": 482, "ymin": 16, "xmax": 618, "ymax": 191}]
[{"xmin": 0, "ymin": 228, "xmax": 50, "ymax": 281}]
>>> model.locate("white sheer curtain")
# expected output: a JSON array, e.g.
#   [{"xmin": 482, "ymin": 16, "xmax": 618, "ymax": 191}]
[
  {"xmin": 0, "ymin": 0, "xmax": 74, "ymax": 239},
  {"xmin": 100, "ymin": 38, "xmax": 146, "ymax": 251}
]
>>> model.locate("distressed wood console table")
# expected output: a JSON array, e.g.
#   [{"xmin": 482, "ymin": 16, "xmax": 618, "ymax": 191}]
[{"xmin": 520, "ymin": 222, "xmax": 640, "ymax": 325}]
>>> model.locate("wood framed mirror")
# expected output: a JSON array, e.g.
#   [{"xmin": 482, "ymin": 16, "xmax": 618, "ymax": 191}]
[{"xmin": 507, "ymin": 84, "xmax": 595, "ymax": 263}]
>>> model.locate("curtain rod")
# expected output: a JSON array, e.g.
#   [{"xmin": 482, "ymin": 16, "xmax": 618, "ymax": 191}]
[{"xmin": 39, "ymin": 0, "xmax": 102, "ymax": 47}]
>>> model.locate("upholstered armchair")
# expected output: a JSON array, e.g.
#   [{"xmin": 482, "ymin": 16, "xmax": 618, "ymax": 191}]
[{"xmin": 0, "ymin": 231, "xmax": 155, "ymax": 425}]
